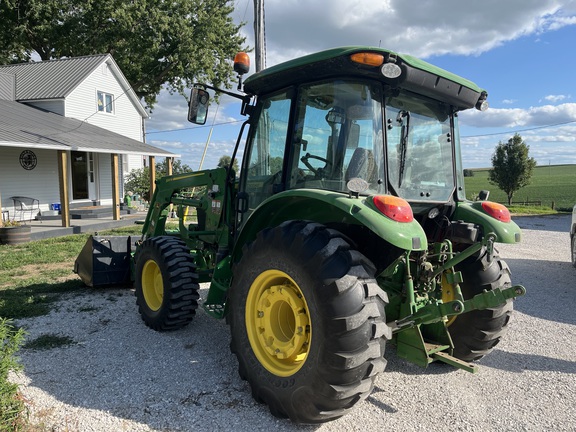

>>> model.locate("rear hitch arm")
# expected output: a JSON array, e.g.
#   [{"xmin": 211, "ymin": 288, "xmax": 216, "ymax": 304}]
[{"xmin": 388, "ymin": 283, "xmax": 526, "ymax": 334}]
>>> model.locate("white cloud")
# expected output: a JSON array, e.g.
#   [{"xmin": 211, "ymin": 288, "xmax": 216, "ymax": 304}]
[
  {"xmin": 235, "ymin": 0, "xmax": 576, "ymax": 65},
  {"xmin": 145, "ymin": 89, "xmax": 243, "ymax": 132},
  {"xmin": 543, "ymin": 94, "xmax": 571, "ymax": 103},
  {"xmin": 460, "ymin": 103, "xmax": 576, "ymax": 129}
]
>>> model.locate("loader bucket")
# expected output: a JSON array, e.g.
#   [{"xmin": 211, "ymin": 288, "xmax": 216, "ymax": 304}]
[{"xmin": 74, "ymin": 235, "xmax": 134, "ymax": 287}]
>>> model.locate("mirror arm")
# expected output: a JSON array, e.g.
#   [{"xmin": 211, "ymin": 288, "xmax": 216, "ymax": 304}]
[{"xmin": 192, "ymin": 83, "xmax": 251, "ymax": 104}]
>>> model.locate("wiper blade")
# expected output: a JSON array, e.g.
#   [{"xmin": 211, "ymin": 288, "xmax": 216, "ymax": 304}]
[{"xmin": 397, "ymin": 111, "xmax": 410, "ymax": 187}]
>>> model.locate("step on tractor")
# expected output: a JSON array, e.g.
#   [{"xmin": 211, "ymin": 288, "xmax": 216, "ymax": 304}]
[{"xmin": 75, "ymin": 46, "xmax": 526, "ymax": 424}]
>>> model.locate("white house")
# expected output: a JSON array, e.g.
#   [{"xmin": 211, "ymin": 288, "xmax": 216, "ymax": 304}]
[{"xmin": 0, "ymin": 54, "xmax": 176, "ymax": 225}]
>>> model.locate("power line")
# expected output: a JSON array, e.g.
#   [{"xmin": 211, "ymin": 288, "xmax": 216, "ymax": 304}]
[{"xmin": 462, "ymin": 119, "xmax": 576, "ymax": 138}]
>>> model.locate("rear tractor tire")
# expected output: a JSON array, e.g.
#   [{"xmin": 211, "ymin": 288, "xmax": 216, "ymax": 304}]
[
  {"xmin": 445, "ymin": 248, "xmax": 514, "ymax": 362},
  {"xmin": 134, "ymin": 236, "xmax": 199, "ymax": 331},
  {"xmin": 229, "ymin": 221, "xmax": 390, "ymax": 424}
]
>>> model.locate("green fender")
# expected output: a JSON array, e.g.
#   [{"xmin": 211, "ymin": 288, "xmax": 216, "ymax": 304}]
[
  {"xmin": 232, "ymin": 189, "xmax": 428, "ymax": 261},
  {"xmin": 453, "ymin": 201, "xmax": 522, "ymax": 243}
]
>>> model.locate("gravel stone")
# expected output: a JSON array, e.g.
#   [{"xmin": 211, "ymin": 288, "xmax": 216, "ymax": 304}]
[{"xmin": 9, "ymin": 214, "xmax": 576, "ymax": 431}]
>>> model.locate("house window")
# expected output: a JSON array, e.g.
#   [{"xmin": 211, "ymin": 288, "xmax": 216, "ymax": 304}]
[{"xmin": 97, "ymin": 91, "xmax": 114, "ymax": 114}]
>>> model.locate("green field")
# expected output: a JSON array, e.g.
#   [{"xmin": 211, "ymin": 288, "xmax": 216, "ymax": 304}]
[{"xmin": 464, "ymin": 164, "xmax": 576, "ymax": 211}]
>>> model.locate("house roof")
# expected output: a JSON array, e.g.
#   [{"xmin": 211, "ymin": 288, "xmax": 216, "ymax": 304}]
[
  {"xmin": 0, "ymin": 54, "xmax": 148, "ymax": 118},
  {"xmin": 0, "ymin": 100, "xmax": 177, "ymax": 157}
]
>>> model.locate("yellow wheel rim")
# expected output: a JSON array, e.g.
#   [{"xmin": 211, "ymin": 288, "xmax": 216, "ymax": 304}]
[
  {"xmin": 245, "ymin": 270, "xmax": 311, "ymax": 377},
  {"xmin": 441, "ymin": 273, "xmax": 457, "ymax": 326},
  {"xmin": 141, "ymin": 259, "xmax": 163, "ymax": 311}
]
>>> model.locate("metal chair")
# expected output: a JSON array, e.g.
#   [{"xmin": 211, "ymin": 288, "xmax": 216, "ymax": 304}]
[{"xmin": 10, "ymin": 196, "xmax": 41, "ymax": 222}]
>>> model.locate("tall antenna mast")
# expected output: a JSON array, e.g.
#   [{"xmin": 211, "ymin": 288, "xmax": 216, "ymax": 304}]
[{"xmin": 254, "ymin": 0, "xmax": 266, "ymax": 72}]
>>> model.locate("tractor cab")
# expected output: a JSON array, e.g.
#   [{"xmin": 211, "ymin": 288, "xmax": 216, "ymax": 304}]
[
  {"xmin": 189, "ymin": 47, "xmax": 487, "ymax": 225},
  {"xmin": 239, "ymin": 81, "xmax": 460, "ymax": 216}
]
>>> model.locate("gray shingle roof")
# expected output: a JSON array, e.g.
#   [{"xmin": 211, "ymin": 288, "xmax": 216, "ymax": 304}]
[
  {"xmin": 0, "ymin": 100, "xmax": 176, "ymax": 157},
  {"xmin": 0, "ymin": 55, "xmax": 110, "ymax": 100}
]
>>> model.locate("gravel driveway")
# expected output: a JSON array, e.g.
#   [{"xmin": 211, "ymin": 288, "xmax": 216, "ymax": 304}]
[{"xmin": 10, "ymin": 214, "xmax": 576, "ymax": 431}]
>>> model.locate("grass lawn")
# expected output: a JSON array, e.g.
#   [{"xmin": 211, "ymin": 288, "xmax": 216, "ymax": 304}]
[
  {"xmin": 0, "ymin": 225, "xmax": 143, "ymax": 320},
  {"xmin": 464, "ymin": 164, "xmax": 576, "ymax": 211}
]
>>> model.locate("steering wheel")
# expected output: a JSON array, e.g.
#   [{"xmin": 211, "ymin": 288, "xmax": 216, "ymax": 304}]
[{"xmin": 300, "ymin": 153, "xmax": 332, "ymax": 176}]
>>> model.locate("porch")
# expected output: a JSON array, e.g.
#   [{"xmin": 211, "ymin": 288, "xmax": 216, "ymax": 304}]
[{"xmin": 23, "ymin": 212, "xmax": 145, "ymax": 242}]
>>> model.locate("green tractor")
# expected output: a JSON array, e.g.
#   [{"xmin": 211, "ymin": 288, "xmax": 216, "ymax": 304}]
[{"xmin": 98, "ymin": 47, "xmax": 527, "ymax": 423}]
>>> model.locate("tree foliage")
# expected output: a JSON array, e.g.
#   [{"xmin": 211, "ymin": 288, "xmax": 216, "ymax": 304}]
[
  {"xmin": 124, "ymin": 158, "xmax": 192, "ymax": 199},
  {"xmin": 489, "ymin": 134, "xmax": 537, "ymax": 205},
  {"xmin": 217, "ymin": 155, "xmax": 239, "ymax": 174},
  {"xmin": 0, "ymin": 0, "xmax": 246, "ymax": 108}
]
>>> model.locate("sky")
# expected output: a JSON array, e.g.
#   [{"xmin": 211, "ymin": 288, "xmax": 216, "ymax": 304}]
[{"xmin": 144, "ymin": 0, "xmax": 576, "ymax": 170}]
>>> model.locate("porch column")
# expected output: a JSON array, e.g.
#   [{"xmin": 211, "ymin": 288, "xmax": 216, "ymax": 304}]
[
  {"xmin": 166, "ymin": 157, "xmax": 173, "ymax": 176},
  {"xmin": 149, "ymin": 156, "xmax": 156, "ymax": 198},
  {"xmin": 111, "ymin": 153, "xmax": 121, "ymax": 220},
  {"xmin": 57, "ymin": 150, "xmax": 70, "ymax": 227}
]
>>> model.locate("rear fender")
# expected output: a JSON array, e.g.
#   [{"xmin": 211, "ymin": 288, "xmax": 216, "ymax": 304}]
[
  {"xmin": 232, "ymin": 189, "xmax": 427, "ymax": 262},
  {"xmin": 453, "ymin": 201, "xmax": 521, "ymax": 244}
]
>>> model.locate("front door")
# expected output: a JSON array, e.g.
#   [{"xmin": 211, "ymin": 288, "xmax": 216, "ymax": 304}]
[{"xmin": 71, "ymin": 151, "xmax": 97, "ymax": 201}]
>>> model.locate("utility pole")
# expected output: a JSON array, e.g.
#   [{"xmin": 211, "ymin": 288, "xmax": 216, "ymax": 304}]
[{"xmin": 254, "ymin": 0, "xmax": 266, "ymax": 72}]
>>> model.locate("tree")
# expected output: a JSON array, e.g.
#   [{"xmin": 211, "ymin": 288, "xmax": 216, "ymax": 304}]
[
  {"xmin": 217, "ymin": 155, "xmax": 239, "ymax": 174},
  {"xmin": 489, "ymin": 134, "xmax": 537, "ymax": 205},
  {"xmin": 156, "ymin": 158, "xmax": 192, "ymax": 175},
  {"xmin": 0, "ymin": 0, "xmax": 246, "ymax": 108},
  {"xmin": 124, "ymin": 159, "xmax": 192, "ymax": 199},
  {"xmin": 124, "ymin": 166, "xmax": 152, "ymax": 199}
]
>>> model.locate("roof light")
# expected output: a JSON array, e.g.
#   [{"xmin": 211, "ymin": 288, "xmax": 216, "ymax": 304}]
[
  {"xmin": 350, "ymin": 53, "xmax": 384, "ymax": 67},
  {"xmin": 481, "ymin": 201, "xmax": 511, "ymax": 223},
  {"xmin": 373, "ymin": 195, "xmax": 414, "ymax": 223},
  {"xmin": 475, "ymin": 91, "xmax": 489, "ymax": 111},
  {"xmin": 381, "ymin": 62, "xmax": 402, "ymax": 79},
  {"xmin": 234, "ymin": 52, "xmax": 250, "ymax": 75}
]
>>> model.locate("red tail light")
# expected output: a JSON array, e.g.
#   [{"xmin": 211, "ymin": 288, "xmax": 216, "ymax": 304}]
[
  {"xmin": 373, "ymin": 195, "xmax": 413, "ymax": 222},
  {"xmin": 481, "ymin": 201, "xmax": 511, "ymax": 222}
]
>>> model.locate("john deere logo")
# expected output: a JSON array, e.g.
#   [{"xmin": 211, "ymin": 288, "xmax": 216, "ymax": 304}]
[{"xmin": 19, "ymin": 150, "xmax": 37, "ymax": 170}]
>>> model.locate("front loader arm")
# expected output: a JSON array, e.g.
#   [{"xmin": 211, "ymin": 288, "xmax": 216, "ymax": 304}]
[{"xmin": 141, "ymin": 168, "xmax": 229, "ymax": 239}]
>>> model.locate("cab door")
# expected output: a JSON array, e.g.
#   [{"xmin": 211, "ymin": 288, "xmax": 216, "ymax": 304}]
[{"xmin": 238, "ymin": 89, "xmax": 293, "ymax": 223}]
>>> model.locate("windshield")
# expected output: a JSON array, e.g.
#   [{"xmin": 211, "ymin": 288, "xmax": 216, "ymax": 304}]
[
  {"xmin": 386, "ymin": 92, "xmax": 455, "ymax": 202},
  {"xmin": 268, "ymin": 80, "xmax": 455, "ymax": 202}
]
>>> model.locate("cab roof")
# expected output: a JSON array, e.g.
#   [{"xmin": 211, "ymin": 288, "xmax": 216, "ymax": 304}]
[{"xmin": 243, "ymin": 46, "xmax": 486, "ymax": 111}]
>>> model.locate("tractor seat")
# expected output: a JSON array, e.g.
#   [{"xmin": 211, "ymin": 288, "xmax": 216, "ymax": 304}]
[{"xmin": 345, "ymin": 148, "xmax": 376, "ymax": 185}]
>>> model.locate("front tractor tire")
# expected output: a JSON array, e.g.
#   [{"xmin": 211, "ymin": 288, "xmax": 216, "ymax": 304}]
[
  {"xmin": 229, "ymin": 221, "xmax": 390, "ymax": 424},
  {"xmin": 446, "ymin": 248, "xmax": 514, "ymax": 362},
  {"xmin": 134, "ymin": 236, "xmax": 199, "ymax": 331}
]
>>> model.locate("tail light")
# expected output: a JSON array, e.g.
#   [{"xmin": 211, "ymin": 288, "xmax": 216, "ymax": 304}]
[
  {"xmin": 481, "ymin": 201, "xmax": 511, "ymax": 222},
  {"xmin": 373, "ymin": 195, "xmax": 413, "ymax": 223}
]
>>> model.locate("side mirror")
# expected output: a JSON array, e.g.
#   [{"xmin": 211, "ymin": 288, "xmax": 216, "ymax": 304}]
[
  {"xmin": 188, "ymin": 88, "xmax": 210, "ymax": 125},
  {"xmin": 478, "ymin": 190, "xmax": 490, "ymax": 201}
]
